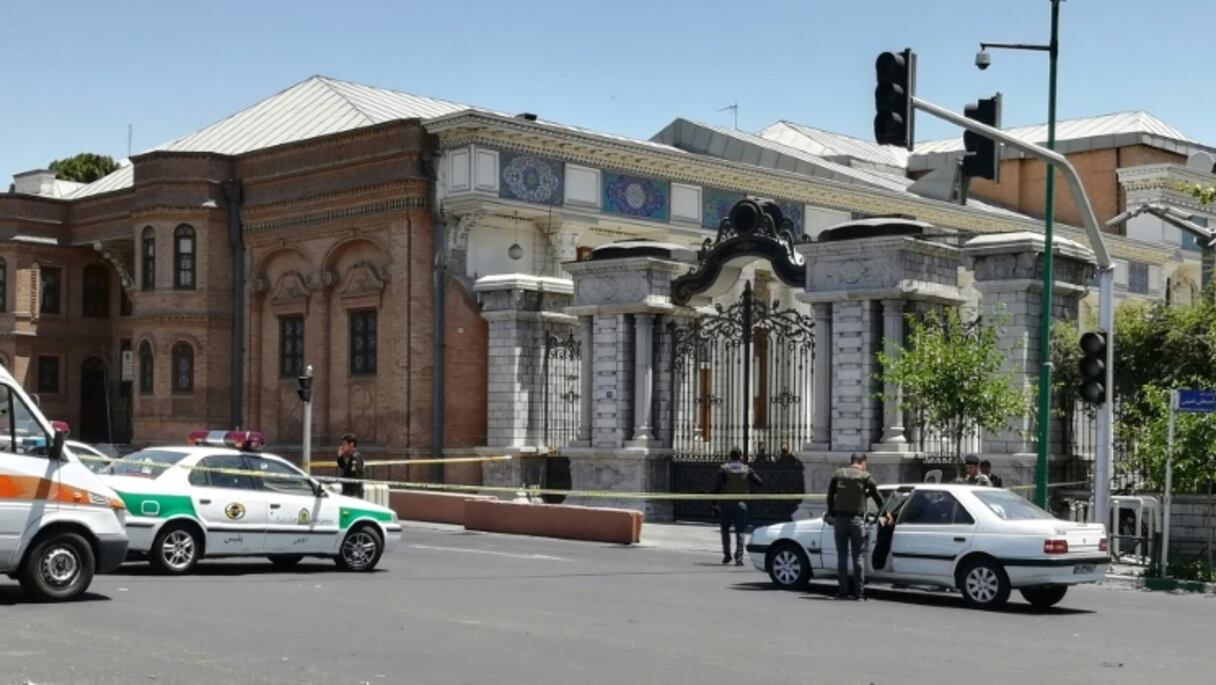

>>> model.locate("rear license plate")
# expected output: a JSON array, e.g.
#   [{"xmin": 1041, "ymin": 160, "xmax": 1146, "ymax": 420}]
[{"xmin": 1073, "ymin": 563, "xmax": 1095, "ymax": 575}]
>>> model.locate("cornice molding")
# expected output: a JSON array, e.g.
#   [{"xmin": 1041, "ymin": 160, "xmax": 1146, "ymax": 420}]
[
  {"xmin": 242, "ymin": 180, "xmax": 426, "ymax": 219},
  {"xmin": 243, "ymin": 197, "xmax": 428, "ymax": 234}
]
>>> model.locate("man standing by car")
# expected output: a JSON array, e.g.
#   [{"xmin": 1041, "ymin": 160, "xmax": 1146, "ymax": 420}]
[
  {"xmin": 715, "ymin": 448, "xmax": 763, "ymax": 566},
  {"xmin": 955, "ymin": 454, "xmax": 993, "ymax": 487},
  {"xmin": 826, "ymin": 453, "xmax": 885, "ymax": 600},
  {"xmin": 336, "ymin": 433, "xmax": 365, "ymax": 499},
  {"xmin": 979, "ymin": 459, "xmax": 1003, "ymax": 487}
]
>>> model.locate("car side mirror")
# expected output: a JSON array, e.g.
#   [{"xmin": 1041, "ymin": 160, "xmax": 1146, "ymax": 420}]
[
  {"xmin": 310, "ymin": 480, "xmax": 327, "ymax": 498},
  {"xmin": 49, "ymin": 430, "xmax": 66, "ymax": 460}
]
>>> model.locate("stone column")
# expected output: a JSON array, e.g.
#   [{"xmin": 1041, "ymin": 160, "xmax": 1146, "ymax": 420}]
[
  {"xmin": 576, "ymin": 315, "xmax": 594, "ymax": 444},
  {"xmin": 877, "ymin": 298, "xmax": 907, "ymax": 448},
  {"xmin": 810, "ymin": 302, "xmax": 832, "ymax": 449},
  {"xmin": 631, "ymin": 313, "xmax": 656, "ymax": 443}
]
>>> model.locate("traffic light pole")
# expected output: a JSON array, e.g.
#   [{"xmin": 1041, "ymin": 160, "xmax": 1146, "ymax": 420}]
[
  {"xmin": 302, "ymin": 364, "xmax": 313, "ymax": 473},
  {"xmin": 910, "ymin": 95, "xmax": 1115, "ymax": 521}
]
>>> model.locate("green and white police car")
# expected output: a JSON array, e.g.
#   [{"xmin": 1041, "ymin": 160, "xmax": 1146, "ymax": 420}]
[{"xmin": 101, "ymin": 431, "xmax": 401, "ymax": 574}]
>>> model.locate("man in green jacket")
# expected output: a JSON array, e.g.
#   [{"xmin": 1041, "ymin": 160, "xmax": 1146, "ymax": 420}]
[
  {"xmin": 826, "ymin": 453, "xmax": 885, "ymax": 600},
  {"xmin": 715, "ymin": 448, "xmax": 763, "ymax": 565}
]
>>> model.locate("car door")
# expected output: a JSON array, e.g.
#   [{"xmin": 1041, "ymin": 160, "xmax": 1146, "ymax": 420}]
[
  {"xmin": 248, "ymin": 456, "xmax": 338, "ymax": 554},
  {"xmin": 819, "ymin": 496, "xmax": 885, "ymax": 578},
  {"xmin": 187, "ymin": 454, "xmax": 266, "ymax": 554},
  {"xmin": 0, "ymin": 385, "xmax": 57, "ymax": 568},
  {"xmin": 890, "ymin": 490, "xmax": 977, "ymax": 582}
]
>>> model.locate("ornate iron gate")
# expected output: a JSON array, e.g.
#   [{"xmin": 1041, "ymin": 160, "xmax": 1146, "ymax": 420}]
[
  {"xmin": 538, "ymin": 330, "xmax": 580, "ymax": 503},
  {"xmin": 669, "ymin": 281, "xmax": 813, "ymax": 521}
]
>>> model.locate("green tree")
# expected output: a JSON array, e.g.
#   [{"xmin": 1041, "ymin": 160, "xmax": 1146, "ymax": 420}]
[
  {"xmin": 878, "ymin": 308, "xmax": 1029, "ymax": 465},
  {"xmin": 47, "ymin": 153, "xmax": 118, "ymax": 184},
  {"xmin": 1181, "ymin": 182, "xmax": 1215, "ymax": 206}
]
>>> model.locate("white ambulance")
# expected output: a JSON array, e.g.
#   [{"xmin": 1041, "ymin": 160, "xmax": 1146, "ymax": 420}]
[{"xmin": 0, "ymin": 366, "xmax": 129, "ymax": 601}]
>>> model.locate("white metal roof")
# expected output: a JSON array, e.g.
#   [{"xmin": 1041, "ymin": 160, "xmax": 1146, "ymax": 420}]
[
  {"xmin": 909, "ymin": 111, "xmax": 1204, "ymax": 173},
  {"xmin": 153, "ymin": 76, "xmax": 470, "ymax": 156},
  {"xmin": 66, "ymin": 164, "xmax": 133, "ymax": 199},
  {"xmin": 759, "ymin": 121, "xmax": 909, "ymax": 169}
]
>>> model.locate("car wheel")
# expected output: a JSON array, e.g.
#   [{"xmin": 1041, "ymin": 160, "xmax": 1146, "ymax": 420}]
[
  {"xmin": 958, "ymin": 558, "xmax": 1011, "ymax": 609},
  {"xmin": 1020, "ymin": 585, "xmax": 1068, "ymax": 610},
  {"xmin": 149, "ymin": 525, "xmax": 202, "ymax": 575},
  {"xmin": 335, "ymin": 526, "xmax": 383, "ymax": 572},
  {"xmin": 18, "ymin": 532, "xmax": 96, "ymax": 602},
  {"xmin": 767, "ymin": 541, "xmax": 810, "ymax": 590},
  {"xmin": 268, "ymin": 554, "xmax": 304, "ymax": 569}
]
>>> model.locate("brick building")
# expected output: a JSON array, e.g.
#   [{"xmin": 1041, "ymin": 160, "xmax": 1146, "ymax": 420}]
[{"xmin": 0, "ymin": 77, "xmax": 485, "ymax": 460}]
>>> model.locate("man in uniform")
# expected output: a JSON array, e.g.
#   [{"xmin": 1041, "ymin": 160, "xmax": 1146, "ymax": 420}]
[
  {"xmin": 826, "ymin": 453, "xmax": 885, "ymax": 600},
  {"xmin": 955, "ymin": 454, "xmax": 993, "ymax": 486},
  {"xmin": 979, "ymin": 459, "xmax": 1003, "ymax": 488},
  {"xmin": 715, "ymin": 448, "xmax": 763, "ymax": 566},
  {"xmin": 336, "ymin": 433, "xmax": 365, "ymax": 499}
]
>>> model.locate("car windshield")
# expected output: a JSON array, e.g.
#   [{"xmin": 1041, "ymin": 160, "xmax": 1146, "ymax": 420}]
[
  {"xmin": 973, "ymin": 490, "xmax": 1054, "ymax": 521},
  {"xmin": 109, "ymin": 449, "xmax": 189, "ymax": 479}
]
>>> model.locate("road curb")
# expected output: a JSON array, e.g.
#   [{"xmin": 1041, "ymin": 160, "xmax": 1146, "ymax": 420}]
[{"xmin": 1102, "ymin": 574, "xmax": 1216, "ymax": 594}]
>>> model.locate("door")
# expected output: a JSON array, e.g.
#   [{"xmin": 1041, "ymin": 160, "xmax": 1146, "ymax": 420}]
[
  {"xmin": 819, "ymin": 513, "xmax": 879, "ymax": 579},
  {"xmin": 248, "ymin": 456, "xmax": 339, "ymax": 553},
  {"xmin": 890, "ymin": 490, "xmax": 976, "ymax": 582},
  {"xmin": 79, "ymin": 357, "xmax": 109, "ymax": 444},
  {"xmin": 0, "ymin": 385, "xmax": 57, "ymax": 567},
  {"xmin": 186, "ymin": 454, "xmax": 266, "ymax": 554}
]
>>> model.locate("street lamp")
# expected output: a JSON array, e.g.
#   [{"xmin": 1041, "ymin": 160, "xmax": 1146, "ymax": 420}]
[{"xmin": 977, "ymin": 0, "xmax": 1062, "ymax": 508}]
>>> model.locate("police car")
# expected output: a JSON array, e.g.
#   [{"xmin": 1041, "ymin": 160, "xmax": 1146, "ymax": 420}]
[
  {"xmin": 746, "ymin": 484, "xmax": 1110, "ymax": 610},
  {"xmin": 101, "ymin": 431, "xmax": 401, "ymax": 574}
]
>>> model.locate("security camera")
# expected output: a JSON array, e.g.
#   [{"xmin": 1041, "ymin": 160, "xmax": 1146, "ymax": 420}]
[{"xmin": 975, "ymin": 50, "xmax": 992, "ymax": 71}]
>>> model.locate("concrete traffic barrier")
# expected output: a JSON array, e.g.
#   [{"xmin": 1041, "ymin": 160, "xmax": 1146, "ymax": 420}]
[
  {"xmin": 463, "ymin": 499, "xmax": 643, "ymax": 544},
  {"xmin": 390, "ymin": 490, "xmax": 495, "ymax": 526}
]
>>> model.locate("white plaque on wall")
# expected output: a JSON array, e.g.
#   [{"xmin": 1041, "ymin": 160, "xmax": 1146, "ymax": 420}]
[{"xmin": 121, "ymin": 350, "xmax": 133, "ymax": 382}]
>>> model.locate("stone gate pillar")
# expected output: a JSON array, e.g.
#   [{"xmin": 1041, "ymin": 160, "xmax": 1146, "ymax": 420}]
[
  {"xmin": 474, "ymin": 274, "xmax": 576, "ymax": 491},
  {"xmin": 793, "ymin": 223, "xmax": 963, "ymax": 513},
  {"xmin": 563, "ymin": 241, "xmax": 695, "ymax": 521},
  {"xmin": 964, "ymin": 232, "xmax": 1096, "ymax": 484}
]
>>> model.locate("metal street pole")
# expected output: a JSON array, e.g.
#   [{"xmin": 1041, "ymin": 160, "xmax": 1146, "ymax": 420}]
[
  {"xmin": 302, "ymin": 364, "xmax": 313, "ymax": 473},
  {"xmin": 1162, "ymin": 390, "xmax": 1177, "ymax": 577},
  {"xmin": 978, "ymin": 1, "xmax": 1062, "ymax": 508}
]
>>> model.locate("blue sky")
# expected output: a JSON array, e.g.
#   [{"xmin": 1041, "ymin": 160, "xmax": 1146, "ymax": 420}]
[{"xmin": 2, "ymin": 0, "xmax": 1211, "ymax": 183}]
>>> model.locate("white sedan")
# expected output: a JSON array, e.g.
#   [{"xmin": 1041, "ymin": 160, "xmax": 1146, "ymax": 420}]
[
  {"xmin": 747, "ymin": 484, "xmax": 1109, "ymax": 609},
  {"xmin": 102, "ymin": 446, "xmax": 401, "ymax": 574}
]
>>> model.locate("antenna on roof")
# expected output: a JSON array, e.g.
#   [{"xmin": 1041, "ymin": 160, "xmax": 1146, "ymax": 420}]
[
  {"xmin": 127, "ymin": 124, "xmax": 133, "ymax": 158},
  {"xmin": 717, "ymin": 102, "xmax": 738, "ymax": 130}
]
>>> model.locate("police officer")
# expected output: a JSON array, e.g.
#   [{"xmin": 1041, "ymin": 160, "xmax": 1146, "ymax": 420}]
[
  {"xmin": 979, "ymin": 459, "xmax": 1003, "ymax": 488},
  {"xmin": 336, "ymin": 433, "xmax": 365, "ymax": 499},
  {"xmin": 715, "ymin": 448, "xmax": 763, "ymax": 566},
  {"xmin": 954, "ymin": 454, "xmax": 993, "ymax": 486},
  {"xmin": 826, "ymin": 453, "xmax": 885, "ymax": 600}
]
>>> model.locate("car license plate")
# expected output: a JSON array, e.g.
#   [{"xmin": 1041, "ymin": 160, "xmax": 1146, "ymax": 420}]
[{"xmin": 1073, "ymin": 563, "xmax": 1095, "ymax": 575}]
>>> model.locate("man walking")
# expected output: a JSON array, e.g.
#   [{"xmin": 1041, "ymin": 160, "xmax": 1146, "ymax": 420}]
[
  {"xmin": 715, "ymin": 448, "xmax": 763, "ymax": 566},
  {"xmin": 826, "ymin": 453, "xmax": 885, "ymax": 600},
  {"xmin": 336, "ymin": 433, "xmax": 365, "ymax": 499}
]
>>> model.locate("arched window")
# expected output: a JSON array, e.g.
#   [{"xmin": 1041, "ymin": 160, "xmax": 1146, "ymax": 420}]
[
  {"xmin": 82, "ymin": 264, "xmax": 110, "ymax": 318},
  {"xmin": 171, "ymin": 342, "xmax": 194, "ymax": 393},
  {"xmin": 0, "ymin": 257, "xmax": 7, "ymax": 313},
  {"xmin": 138, "ymin": 341, "xmax": 154, "ymax": 394},
  {"xmin": 141, "ymin": 227, "xmax": 155, "ymax": 291},
  {"xmin": 173, "ymin": 225, "xmax": 195, "ymax": 290}
]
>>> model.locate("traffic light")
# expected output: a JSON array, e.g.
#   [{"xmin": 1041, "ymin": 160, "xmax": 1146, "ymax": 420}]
[
  {"xmin": 296, "ymin": 374, "xmax": 313, "ymax": 403},
  {"xmin": 874, "ymin": 49, "xmax": 916, "ymax": 150},
  {"xmin": 962, "ymin": 94, "xmax": 1002, "ymax": 181},
  {"xmin": 1078, "ymin": 332, "xmax": 1106, "ymax": 404}
]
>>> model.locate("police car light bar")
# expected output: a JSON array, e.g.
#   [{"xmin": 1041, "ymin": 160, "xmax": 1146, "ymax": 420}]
[
  {"xmin": 187, "ymin": 430, "xmax": 265, "ymax": 451},
  {"xmin": 51, "ymin": 420, "xmax": 71, "ymax": 436}
]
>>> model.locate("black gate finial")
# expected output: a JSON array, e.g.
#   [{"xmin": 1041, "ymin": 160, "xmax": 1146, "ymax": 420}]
[{"xmin": 671, "ymin": 198, "xmax": 809, "ymax": 305}]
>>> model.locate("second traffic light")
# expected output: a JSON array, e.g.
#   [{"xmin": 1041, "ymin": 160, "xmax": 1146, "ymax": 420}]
[
  {"xmin": 874, "ymin": 49, "xmax": 916, "ymax": 150},
  {"xmin": 962, "ymin": 94, "xmax": 1002, "ymax": 181},
  {"xmin": 297, "ymin": 374, "xmax": 313, "ymax": 403},
  {"xmin": 1078, "ymin": 331, "xmax": 1106, "ymax": 405}
]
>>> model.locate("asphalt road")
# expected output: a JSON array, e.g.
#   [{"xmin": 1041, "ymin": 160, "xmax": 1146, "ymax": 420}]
[{"xmin": 1, "ymin": 524, "xmax": 1212, "ymax": 685}]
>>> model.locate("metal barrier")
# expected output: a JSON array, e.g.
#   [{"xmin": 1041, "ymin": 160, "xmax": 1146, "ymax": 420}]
[
  {"xmin": 1109, "ymin": 495, "xmax": 1161, "ymax": 566},
  {"xmin": 363, "ymin": 483, "xmax": 391, "ymax": 508}
]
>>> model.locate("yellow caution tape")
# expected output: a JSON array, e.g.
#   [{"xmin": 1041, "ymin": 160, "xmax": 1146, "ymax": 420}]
[{"xmin": 309, "ymin": 455, "xmax": 513, "ymax": 469}]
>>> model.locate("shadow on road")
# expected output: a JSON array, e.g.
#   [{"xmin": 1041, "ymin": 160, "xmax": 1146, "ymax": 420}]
[
  {"xmin": 0, "ymin": 587, "xmax": 111, "ymax": 606},
  {"xmin": 108, "ymin": 562, "xmax": 382, "ymax": 578},
  {"xmin": 728, "ymin": 580, "xmax": 1094, "ymax": 615}
]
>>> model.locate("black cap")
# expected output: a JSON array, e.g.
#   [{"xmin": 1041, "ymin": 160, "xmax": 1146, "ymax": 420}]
[{"xmin": 964, "ymin": 454, "xmax": 980, "ymax": 465}]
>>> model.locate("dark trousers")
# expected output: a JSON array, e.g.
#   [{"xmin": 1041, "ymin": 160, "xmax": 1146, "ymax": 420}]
[
  {"xmin": 833, "ymin": 514, "xmax": 866, "ymax": 595},
  {"xmin": 342, "ymin": 481, "xmax": 364, "ymax": 499},
  {"xmin": 719, "ymin": 502, "xmax": 749, "ymax": 560}
]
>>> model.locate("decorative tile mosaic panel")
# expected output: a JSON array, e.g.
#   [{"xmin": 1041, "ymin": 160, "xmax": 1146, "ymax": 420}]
[
  {"xmin": 602, "ymin": 172, "xmax": 668, "ymax": 221},
  {"xmin": 777, "ymin": 200, "xmax": 805, "ymax": 235},
  {"xmin": 702, "ymin": 187, "xmax": 745, "ymax": 229},
  {"xmin": 499, "ymin": 151, "xmax": 564, "ymax": 206}
]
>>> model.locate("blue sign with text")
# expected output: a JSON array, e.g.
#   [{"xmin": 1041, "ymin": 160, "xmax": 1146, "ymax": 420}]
[{"xmin": 1177, "ymin": 390, "xmax": 1216, "ymax": 413}]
